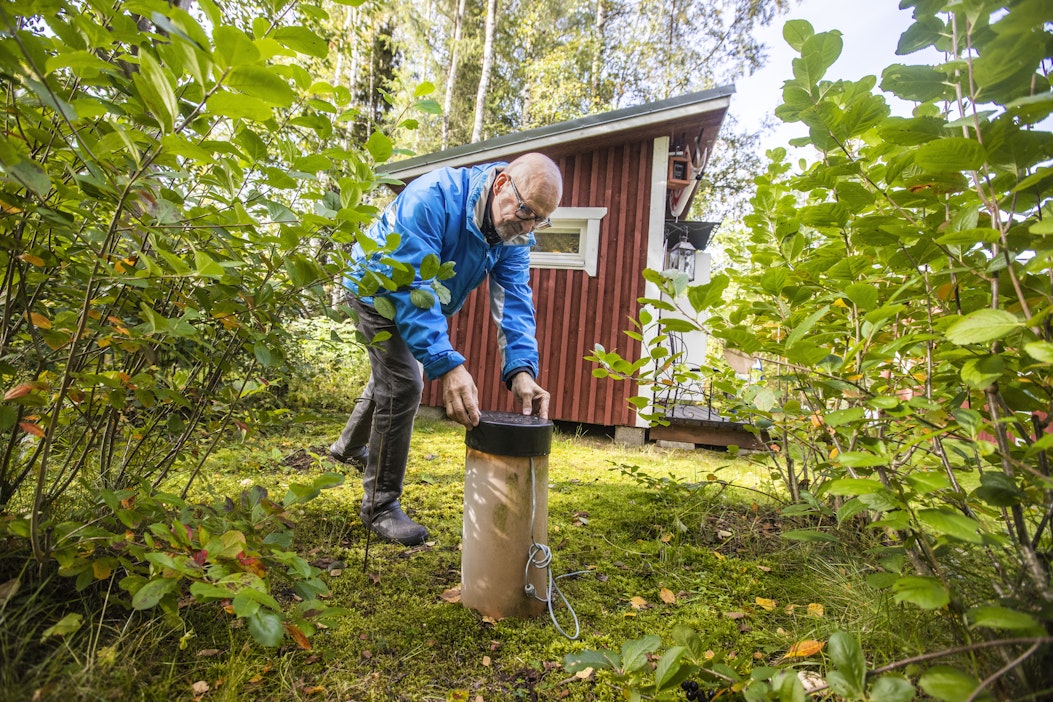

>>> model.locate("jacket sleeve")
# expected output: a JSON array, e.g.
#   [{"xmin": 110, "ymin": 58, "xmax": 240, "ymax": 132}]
[
  {"xmin": 377, "ymin": 187, "xmax": 466, "ymax": 381},
  {"xmin": 488, "ymin": 246, "xmax": 540, "ymax": 385}
]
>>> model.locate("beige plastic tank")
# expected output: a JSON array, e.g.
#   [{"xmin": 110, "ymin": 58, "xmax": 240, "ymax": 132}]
[{"xmin": 461, "ymin": 411, "xmax": 552, "ymax": 619}]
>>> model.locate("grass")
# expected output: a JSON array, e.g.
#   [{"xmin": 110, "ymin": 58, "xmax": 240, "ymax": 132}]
[{"xmin": 1, "ymin": 413, "xmax": 954, "ymax": 701}]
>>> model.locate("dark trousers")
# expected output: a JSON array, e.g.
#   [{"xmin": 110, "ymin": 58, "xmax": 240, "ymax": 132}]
[{"xmin": 330, "ymin": 299, "xmax": 425, "ymax": 521}]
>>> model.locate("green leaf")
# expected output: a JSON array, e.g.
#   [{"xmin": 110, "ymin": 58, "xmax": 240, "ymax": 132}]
[
  {"xmin": 621, "ymin": 635, "xmax": 661, "ymax": 673},
  {"xmin": 272, "ymin": 26, "xmax": 328, "ymax": 58},
  {"xmin": 880, "ymin": 64, "xmax": 953, "ymax": 103},
  {"xmin": 785, "ymin": 305, "xmax": 830, "ymax": 348},
  {"xmin": 918, "ymin": 666, "xmax": 979, "ymax": 702},
  {"xmin": 828, "ymin": 631, "xmax": 866, "ymax": 696},
  {"xmin": 419, "ymin": 253, "xmax": 441, "ymax": 280},
  {"xmin": 213, "ymin": 26, "xmax": 260, "ymax": 68},
  {"xmin": 917, "ymin": 508, "xmax": 983, "ymax": 544},
  {"xmin": 134, "ymin": 52, "xmax": 177, "ymax": 133},
  {"xmin": 845, "ymin": 283, "xmax": 878, "ymax": 310},
  {"xmin": 914, "ymin": 137, "xmax": 987, "ymax": 172},
  {"xmin": 825, "ymin": 407, "xmax": 865, "ymax": 427},
  {"xmin": 686, "ymin": 274, "xmax": 730, "ymax": 312},
  {"xmin": 960, "ymin": 354, "xmax": 1004, "ymax": 389},
  {"xmin": 935, "ymin": 227, "xmax": 1000, "ymax": 246},
  {"xmin": 654, "ymin": 646, "xmax": 687, "ymax": 691},
  {"xmin": 366, "ymin": 131, "xmax": 393, "ymax": 162},
  {"xmin": 967, "ymin": 605, "xmax": 1039, "ymax": 631},
  {"xmin": 194, "ymin": 250, "xmax": 225, "ymax": 279},
  {"xmin": 247, "ymin": 608, "xmax": 285, "ymax": 647},
  {"xmin": 207, "ymin": 91, "xmax": 273, "ymax": 121},
  {"xmin": 372, "ymin": 296, "xmax": 396, "ymax": 320},
  {"xmin": 793, "ymin": 30, "xmax": 843, "ymax": 86},
  {"xmin": 837, "ymin": 451, "xmax": 889, "ymax": 468},
  {"xmin": 781, "ymin": 529, "xmax": 838, "ymax": 542},
  {"xmin": 227, "ymin": 66, "xmax": 295, "ymax": 107},
  {"xmin": 783, "ymin": 19, "xmax": 813, "ymax": 51},
  {"xmin": 41, "ymin": 613, "xmax": 83, "ymax": 640},
  {"xmin": 1024, "ymin": 341, "xmax": 1053, "ymax": 363},
  {"xmin": 132, "ymin": 577, "xmax": 179, "ymax": 610},
  {"xmin": 564, "ymin": 649, "xmax": 618, "ymax": 673},
  {"xmin": 8, "ymin": 159, "xmax": 52, "ymax": 198},
  {"xmin": 974, "ymin": 472, "xmax": 1024, "ymax": 507},
  {"xmin": 825, "ymin": 478, "xmax": 886, "ymax": 496},
  {"xmin": 945, "ymin": 309, "xmax": 1020, "ymax": 345},
  {"xmin": 759, "ymin": 268, "xmax": 789, "ymax": 295},
  {"xmin": 868, "ymin": 674, "xmax": 916, "ymax": 702},
  {"xmin": 892, "ymin": 576, "xmax": 950, "ymax": 609},
  {"xmin": 409, "ymin": 288, "xmax": 436, "ymax": 309}
]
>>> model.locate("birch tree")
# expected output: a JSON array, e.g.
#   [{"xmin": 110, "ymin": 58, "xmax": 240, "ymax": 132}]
[{"xmin": 470, "ymin": 0, "xmax": 498, "ymax": 142}]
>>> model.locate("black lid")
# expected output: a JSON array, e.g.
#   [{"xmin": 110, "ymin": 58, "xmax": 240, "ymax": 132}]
[{"xmin": 465, "ymin": 411, "xmax": 553, "ymax": 457}]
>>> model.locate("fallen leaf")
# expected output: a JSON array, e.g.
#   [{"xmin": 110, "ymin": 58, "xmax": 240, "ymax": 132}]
[
  {"xmin": 482, "ymin": 655, "xmax": 491, "ymax": 667},
  {"xmin": 659, "ymin": 588, "xmax": 676, "ymax": 604},
  {"xmin": 757, "ymin": 565, "xmax": 772, "ymax": 573},
  {"xmin": 784, "ymin": 639, "xmax": 825, "ymax": 658},
  {"xmin": 481, "ymin": 616, "xmax": 498, "ymax": 625},
  {"xmin": 285, "ymin": 623, "xmax": 311, "ymax": 650},
  {"xmin": 440, "ymin": 587, "xmax": 461, "ymax": 603},
  {"xmin": 362, "ymin": 650, "xmax": 372, "ymax": 659},
  {"xmin": 191, "ymin": 681, "xmax": 209, "ymax": 695},
  {"xmin": 574, "ymin": 667, "xmax": 594, "ymax": 680},
  {"xmin": 712, "ymin": 550, "xmax": 725, "ymax": 560},
  {"xmin": 629, "ymin": 596, "xmax": 648, "ymax": 610},
  {"xmin": 303, "ymin": 686, "xmax": 326, "ymax": 695},
  {"xmin": 755, "ymin": 597, "xmax": 777, "ymax": 611},
  {"xmin": 723, "ymin": 611, "xmax": 746, "ymax": 620},
  {"xmin": 447, "ymin": 690, "xmax": 469, "ymax": 702},
  {"xmin": 196, "ymin": 649, "xmax": 221, "ymax": 657},
  {"xmin": 807, "ymin": 602, "xmax": 825, "ymax": 618},
  {"xmin": 660, "ymin": 533, "xmax": 672, "ymax": 543},
  {"xmin": 329, "ymin": 569, "xmax": 343, "ymax": 577}
]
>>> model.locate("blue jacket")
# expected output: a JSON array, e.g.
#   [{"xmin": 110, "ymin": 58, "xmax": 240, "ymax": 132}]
[{"xmin": 348, "ymin": 163, "xmax": 539, "ymax": 383}]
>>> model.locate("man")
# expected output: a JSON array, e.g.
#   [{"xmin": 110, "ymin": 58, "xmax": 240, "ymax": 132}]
[{"xmin": 330, "ymin": 152, "xmax": 562, "ymax": 546}]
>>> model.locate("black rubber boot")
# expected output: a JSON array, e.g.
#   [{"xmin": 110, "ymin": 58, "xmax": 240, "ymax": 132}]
[{"xmin": 364, "ymin": 503, "xmax": 429, "ymax": 546}]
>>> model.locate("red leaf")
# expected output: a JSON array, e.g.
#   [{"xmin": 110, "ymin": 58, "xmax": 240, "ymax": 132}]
[
  {"xmin": 193, "ymin": 550, "xmax": 208, "ymax": 566},
  {"xmin": 284, "ymin": 623, "xmax": 312, "ymax": 650},
  {"xmin": 19, "ymin": 422, "xmax": 45, "ymax": 437},
  {"xmin": 4, "ymin": 383, "xmax": 36, "ymax": 401}
]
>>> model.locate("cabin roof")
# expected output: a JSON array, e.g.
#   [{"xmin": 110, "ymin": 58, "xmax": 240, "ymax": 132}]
[{"xmin": 382, "ymin": 85, "xmax": 735, "ymax": 179}]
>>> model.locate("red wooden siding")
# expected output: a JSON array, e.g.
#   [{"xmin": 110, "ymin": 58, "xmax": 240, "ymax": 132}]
[{"xmin": 421, "ymin": 141, "xmax": 655, "ymax": 427}]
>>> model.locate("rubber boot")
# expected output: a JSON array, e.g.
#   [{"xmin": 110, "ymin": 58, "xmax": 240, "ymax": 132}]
[{"xmin": 360, "ymin": 458, "xmax": 428, "ymax": 546}]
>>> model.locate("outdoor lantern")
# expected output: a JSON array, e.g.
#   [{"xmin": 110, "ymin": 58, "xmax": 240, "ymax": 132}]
[{"xmin": 667, "ymin": 230, "xmax": 697, "ymax": 281}]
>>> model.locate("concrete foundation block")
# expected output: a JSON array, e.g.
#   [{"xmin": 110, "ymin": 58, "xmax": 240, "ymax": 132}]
[{"xmin": 614, "ymin": 426, "xmax": 646, "ymax": 446}]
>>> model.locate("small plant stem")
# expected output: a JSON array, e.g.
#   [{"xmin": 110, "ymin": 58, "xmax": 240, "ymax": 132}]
[{"xmin": 965, "ymin": 642, "xmax": 1041, "ymax": 702}]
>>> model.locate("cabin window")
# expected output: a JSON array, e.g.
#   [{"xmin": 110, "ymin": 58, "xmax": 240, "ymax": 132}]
[{"xmin": 529, "ymin": 207, "xmax": 607, "ymax": 277}]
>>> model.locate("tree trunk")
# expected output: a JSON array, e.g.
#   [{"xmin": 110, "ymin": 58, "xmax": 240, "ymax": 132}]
[
  {"xmin": 590, "ymin": 0, "xmax": 606, "ymax": 110},
  {"xmin": 442, "ymin": 0, "xmax": 467, "ymax": 148},
  {"xmin": 471, "ymin": 0, "xmax": 498, "ymax": 143}
]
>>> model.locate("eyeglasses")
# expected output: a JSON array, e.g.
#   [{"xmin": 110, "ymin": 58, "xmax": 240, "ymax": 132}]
[{"xmin": 506, "ymin": 176, "xmax": 551, "ymax": 230}]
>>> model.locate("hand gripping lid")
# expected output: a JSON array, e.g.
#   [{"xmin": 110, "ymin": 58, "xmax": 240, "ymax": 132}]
[{"xmin": 465, "ymin": 410, "xmax": 553, "ymax": 457}]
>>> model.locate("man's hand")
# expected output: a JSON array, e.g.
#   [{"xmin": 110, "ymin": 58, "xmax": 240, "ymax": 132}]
[
  {"xmin": 510, "ymin": 372, "xmax": 550, "ymax": 419},
  {"xmin": 442, "ymin": 365, "xmax": 481, "ymax": 428}
]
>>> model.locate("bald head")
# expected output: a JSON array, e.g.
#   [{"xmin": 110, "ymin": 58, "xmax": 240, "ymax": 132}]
[{"xmin": 504, "ymin": 153, "xmax": 563, "ymax": 215}]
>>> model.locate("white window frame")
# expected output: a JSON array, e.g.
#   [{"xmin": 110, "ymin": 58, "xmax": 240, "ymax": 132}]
[{"xmin": 529, "ymin": 206, "xmax": 608, "ymax": 277}]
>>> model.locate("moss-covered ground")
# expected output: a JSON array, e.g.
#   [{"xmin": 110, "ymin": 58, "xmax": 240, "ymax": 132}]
[{"xmin": 2, "ymin": 414, "xmax": 950, "ymax": 701}]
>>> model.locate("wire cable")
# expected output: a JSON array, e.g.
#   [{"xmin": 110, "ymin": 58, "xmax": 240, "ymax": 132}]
[{"xmin": 523, "ymin": 457, "xmax": 581, "ymax": 640}]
